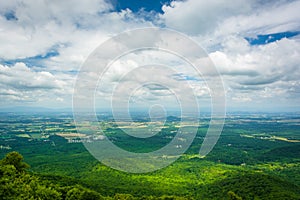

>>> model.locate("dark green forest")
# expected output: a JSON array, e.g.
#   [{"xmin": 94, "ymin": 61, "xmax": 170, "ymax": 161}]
[{"xmin": 1, "ymin": 150, "xmax": 300, "ymax": 200}]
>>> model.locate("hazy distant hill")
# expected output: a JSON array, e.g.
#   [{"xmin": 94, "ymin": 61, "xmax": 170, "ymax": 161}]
[{"xmin": 0, "ymin": 106, "xmax": 72, "ymax": 113}]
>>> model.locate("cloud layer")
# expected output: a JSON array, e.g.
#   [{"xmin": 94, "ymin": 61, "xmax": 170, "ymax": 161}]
[{"xmin": 0, "ymin": 0, "xmax": 299, "ymax": 111}]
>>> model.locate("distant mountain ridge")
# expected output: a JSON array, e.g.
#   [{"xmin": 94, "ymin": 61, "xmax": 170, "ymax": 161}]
[{"xmin": 0, "ymin": 106, "xmax": 72, "ymax": 113}]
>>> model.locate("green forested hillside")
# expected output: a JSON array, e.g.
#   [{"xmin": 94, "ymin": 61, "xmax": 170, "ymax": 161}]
[
  {"xmin": 1, "ymin": 114, "xmax": 300, "ymax": 199},
  {"xmin": 1, "ymin": 151, "xmax": 300, "ymax": 200}
]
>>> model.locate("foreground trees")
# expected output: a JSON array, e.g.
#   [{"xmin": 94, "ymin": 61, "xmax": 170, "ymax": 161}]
[
  {"xmin": 1, "ymin": 151, "xmax": 29, "ymax": 172},
  {"xmin": 1, "ymin": 151, "xmax": 300, "ymax": 199},
  {"xmin": 0, "ymin": 151, "xmax": 104, "ymax": 200},
  {"xmin": 0, "ymin": 151, "xmax": 61, "ymax": 199},
  {"xmin": 0, "ymin": 152, "xmax": 191, "ymax": 200}
]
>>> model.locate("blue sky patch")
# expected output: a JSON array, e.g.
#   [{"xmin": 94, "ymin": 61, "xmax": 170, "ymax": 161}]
[
  {"xmin": 173, "ymin": 73, "xmax": 200, "ymax": 81},
  {"xmin": 4, "ymin": 11, "xmax": 18, "ymax": 21},
  {"xmin": 245, "ymin": 31, "xmax": 299, "ymax": 45},
  {"xmin": 1, "ymin": 50, "xmax": 59, "ymax": 68},
  {"xmin": 110, "ymin": 0, "xmax": 178, "ymax": 13}
]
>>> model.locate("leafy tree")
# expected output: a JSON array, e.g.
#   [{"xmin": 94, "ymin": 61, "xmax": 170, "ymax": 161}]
[
  {"xmin": 228, "ymin": 191, "xmax": 242, "ymax": 200},
  {"xmin": 66, "ymin": 186, "xmax": 105, "ymax": 200},
  {"xmin": 66, "ymin": 187, "xmax": 82, "ymax": 200},
  {"xmin": 114, "ymin": 193, "xmax": 135, "ymax": 200},
  {"xmin": 0, "ymin": 151, "xmax": 29, "ymax": 172}
]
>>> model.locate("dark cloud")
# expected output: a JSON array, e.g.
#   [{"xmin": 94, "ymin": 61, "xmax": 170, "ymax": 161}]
[
  {"xmin": 239, "ymin": 75, "xmax": 282, "ymax": 85},
  {"xmin": 231, "ymin": 84, "xmax": 263, "ymax": 91},
  {"xmin": 145, "ymin": 84, "xmax": 168, "ymax": 91},
  {"xmin": 221, "ymin": 70, "xmax": 259, "ymax": 77}
]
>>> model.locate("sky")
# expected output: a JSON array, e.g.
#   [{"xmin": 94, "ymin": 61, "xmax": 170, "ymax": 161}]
[{"xmin": 0, "ymin": 0, "xmax": 300, "ymax": 112}]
